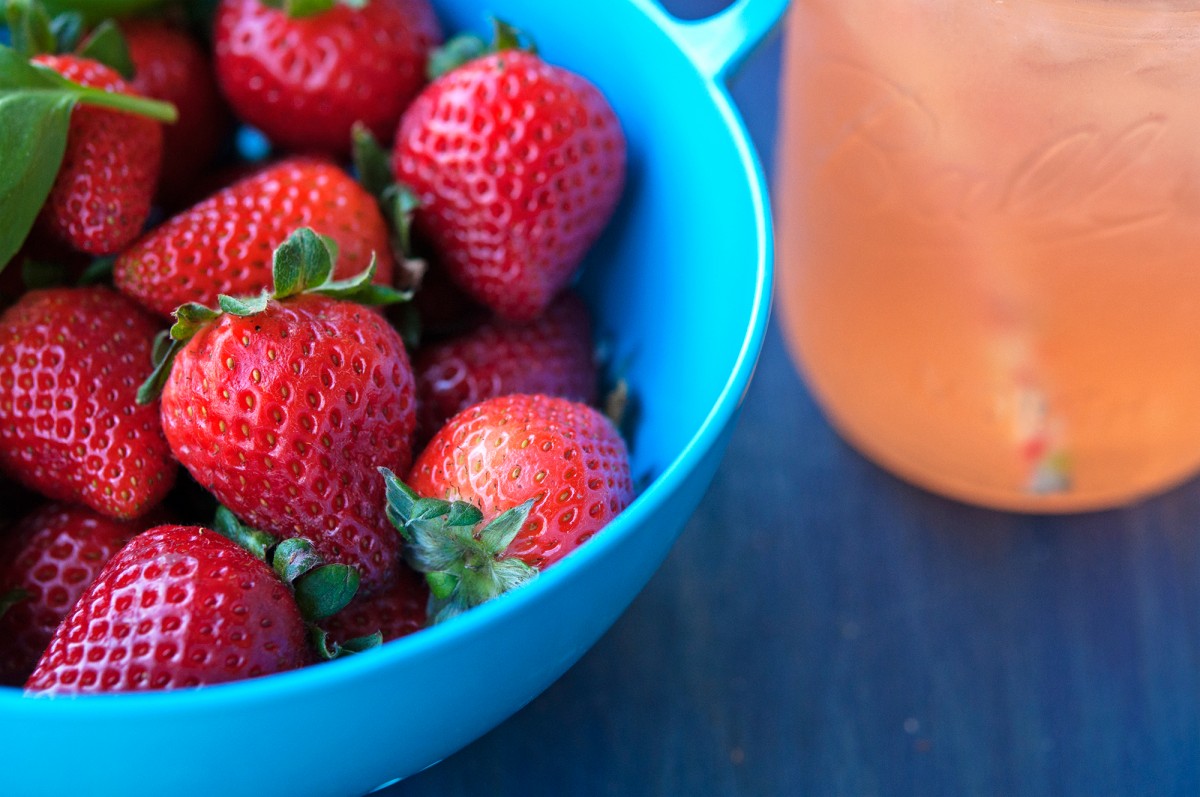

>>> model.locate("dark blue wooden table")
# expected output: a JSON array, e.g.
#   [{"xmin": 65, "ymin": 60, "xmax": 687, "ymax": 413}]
[{"xmin": 388, "ymin": 4, "xmax": 1200, "ymax": 794}]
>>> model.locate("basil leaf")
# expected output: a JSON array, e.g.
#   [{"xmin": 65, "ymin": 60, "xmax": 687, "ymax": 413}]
[
  {"xmin": 48, "ymin": 10, "xmax": 83, "ymax": 52},
  {"xmin": 0, "ymin": 43, "xmax": 179, "ymax": 271},
  {"xmin": 5, "ymin": 0, "xmax": 57, "ymax": 58},
  {"xmin": 0, "ymin": 43, "xmax": 61, "ymax": 89},
  {"xmin": 0, "ymin": 90, "xmax": 72, "ymax": 270},
  {"xmin": 77, "ymin": 19, "xmax": 134, "ymax": 80}
]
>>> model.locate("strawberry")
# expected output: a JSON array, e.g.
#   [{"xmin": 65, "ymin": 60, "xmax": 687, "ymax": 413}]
[
  {"xmin": 0, "ymin": 287, "xmax": 177, "ymax": 519},
  {"xmin": 113, "ymin": 158, "xmax": 396, "ymax": 319},
  {"xmin": 144, "ymin": 228, "xmax": 416, "ymax": 595},
  {"xmin": 24, "ymin": 524, "xmax": 314, "ymax": 693},
  {"xmin": 413, "ymin": 291, "xmax": 597, "ymax": 444},
  {"xmin": 123, "ymin": 19, "xmax": 232, "ymax": 206},
  {"xmin": 393, "ymin": 24, "xmax": 626, "ymax": 321},
  {"xmin": 0, "ymin": 503, "xmax": 147, "ymax": 685},
  {"xmin": 385, "ymin": 393, "xmax": 633, "ymax": 622},
  {"xmin": 31, "ymin": 54, "xmax": 164, "ymax": 256},
  {"xmin": 322, "ymin": 563, "xmax": 427, "ymax": 646},
  {"xmin": 213, "ymin": 0, "xmax": 442, "ymax": 156}
]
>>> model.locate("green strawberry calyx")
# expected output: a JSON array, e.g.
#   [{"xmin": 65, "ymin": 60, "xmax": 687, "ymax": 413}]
[
  {"xmin": 380, "ymin": 467, "xmax": 537, "ymax": 625},
  {"xmin": 259, "ymin": 0, "xmax": 366, "ymax": 20},
  {"xmin": 351, "ymin": 122, "xmax": 420, "ymax": 267},
  {"xmin": 427, "ymin": 16, "xmax": 537, "ymax": 80},
  {"xmin": 0, "ymin": 43, "xmax": 177, "ymax": 272},
  {"xmin": 212, "ymin": 506, "xmax": 381, "ymax": 660},
  {"xmin": 351, "ymin": 121, "xmax": 424, "ymax": 347},
  {"xmin": 136, "ymin": 226, "xmax": 412, "ymax": 404}
]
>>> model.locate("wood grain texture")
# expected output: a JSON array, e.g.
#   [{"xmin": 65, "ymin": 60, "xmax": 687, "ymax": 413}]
[{"xmin": 388, "ymin": 5, "xmax": 1200, "ymax": 795}]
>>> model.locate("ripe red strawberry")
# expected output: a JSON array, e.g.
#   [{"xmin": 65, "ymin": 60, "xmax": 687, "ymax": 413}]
[
  {"xmin": 393, "ymin": 37, "xmax": 626, "ymax": 321},
  {"xmin": 386, "ymin": 393, "xmax": 633, "ymax": 622},
  {"xmin": 150, "ymin": 229, "xmax": 416, "ymax": 595},
  {"xmin": 322, "ymin": 564, "xmax": 427, "ymax": 646},
  {"xmin": 31, "ymin": 54, "xmax": 164, "ymax": 256},
  {"xmin": 0, "ymin": 504, "xmax": 147, "ymax": 685},
  {"xmin": 25, "ymin": 524, "xmax": 313, "ymax": 693},
  {"xmin": 114, "ymin": 158, "xmax": 396, "ymax": 318},
  {"xmin": 413, "ymin": 291, "xmax": 597, "ymax": 443},
  {"xmin": 123, "ymin": 19, "xmax": 232, "ymax": 206},
  {"xmin": 0, "ymin": 287, "xmax": 177, "ymax": 519},
  {"xmin": 214, "ymin": 0, "xmax": 442, "ymax": 156}
]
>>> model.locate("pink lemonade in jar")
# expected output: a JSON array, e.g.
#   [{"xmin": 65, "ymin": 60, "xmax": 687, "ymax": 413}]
[{"xmin": 777, "ymin": 1, "xmax": 1200, "ymax": 511}]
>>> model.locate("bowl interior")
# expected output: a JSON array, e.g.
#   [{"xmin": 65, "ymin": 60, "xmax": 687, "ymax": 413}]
[{"xmin": 0, "ymin": 2, "xmax": 772, "ymax": 795}]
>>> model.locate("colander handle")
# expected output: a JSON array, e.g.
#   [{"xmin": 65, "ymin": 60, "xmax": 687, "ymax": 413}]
[{"xmin": 660, "ymin": 0, "xmax": 790, "ymax": 81}]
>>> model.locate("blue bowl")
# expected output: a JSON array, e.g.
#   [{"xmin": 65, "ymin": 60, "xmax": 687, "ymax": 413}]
[{"xmin": 0, "ymin": 1, "xmax": 781, "ymax": 793}]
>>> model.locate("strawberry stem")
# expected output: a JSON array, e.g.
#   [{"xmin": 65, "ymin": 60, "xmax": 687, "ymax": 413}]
[{"xmin": 71, "ymin": 83, "xmax": 176, "ymax": 122}]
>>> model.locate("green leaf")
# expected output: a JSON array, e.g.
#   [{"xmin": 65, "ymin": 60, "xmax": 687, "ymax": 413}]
[
  {"xmin": 0, "ymin": 43, "xmax": 61, "ymax": 89},
  {"xmin": 338, "ymin": 632, "xmax": 381, "ymax": 653},
  {"xmin": 148, "ymin": 328, "xmax": 172, "ymax": 366},
  {"xmin": 272, "ymin": 537, "xmax": 323, "ymax": 585},
  {"xmin": 310, "ymin": 253, "xmax": 371, "ymax": 292},
  {"xmin": 387, "ymin": 184, "xmax": 420, "ymax": 253},
  {"xmin": 325, "ymin": 281, "xmax": 411, "ymax": 307},
  {"xmin": 427, "ymin": 33, "xmax": 487, "ymax": 80},
  {"xmin": 318, "ymin": 234, "xmax": 339, "ymax": 264},
  {"xmin": 5, "ymin": 0, "xmax": 57, "ymax": 58},
  {"xmin": 48, "ymin": 10, "xmax": 83, "ymax": 52},
  {"xmin": 351, "ymin": 122, "xmax": 392, "ymax": 203},
  {"xmin": 446, "ymin": 501, "xmax": 484, "ymax": 528},
  {"xmin": 0, "ymin": 89, "xmax": 72, "ymax": 271},
  {"xmin": 425, "ymin": 571, "xmax": 457, "ymax": 601},
  {"xmin": 138, "ymin": 296, "xmax": 223, "ymax": 405},
  {"xmin": 490, "ymin": 17, "xmax": 536, "ymax": 55},
  {"xmin": 77, "ymin": 19, "xmax": 135, "ymax": 80},
  {"xmin": 293, "ymin": 563, "xmax": 359, "ymax": 620},
  {"xmin": 212, "ymin": 506, "xmax": 278, "ymax": 562},
  {"xmin": 0, "ymin": 41, "xmax": 180, "ymax": 270},
  {"xmin": 493, "ymin": 558, "xmax": 537, "ymax": 592},
  {"xmin": 4, "ymin": 50, "xmax": 177, "ymax": 122},
  {"xmin": 479, "ymin": 499, "xmax": 534, "ymax": 555},
  {"xmin": 170, "ymin": 301, "xmax": 220, "ymax": 340},
  {"xmin": 272, "ymin": 226, "xmax": 333, "ymax": 298},
  {"xmin": 218, "ymin": 290, "xmax": 270, "ymax": 317},
  {"xmin": 383, "ymin": 467, "xmax": 542, "ymax": 623},
  {"xmin": 135, "ymin": 336, "xmax": 182, "ymax": 404},
  {"xmin": 411, "ymin": 497, "xmax": 453, "ymax": 523}
]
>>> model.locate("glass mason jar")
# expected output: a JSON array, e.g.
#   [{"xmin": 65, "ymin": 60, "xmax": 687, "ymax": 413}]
[{"xmin": 777, "ymin": 1, "xmax": 1200, "ymax": 511}]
